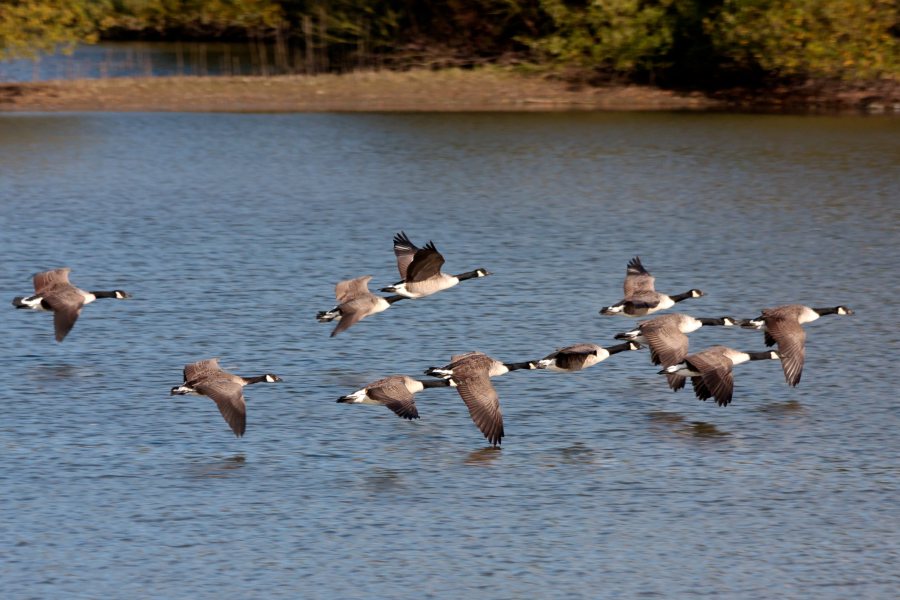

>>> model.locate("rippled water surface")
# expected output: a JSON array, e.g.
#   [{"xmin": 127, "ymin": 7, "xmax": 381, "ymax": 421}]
[{"xmin": 1, "ymin": 112, "xmax": 898, "ymax": 598}]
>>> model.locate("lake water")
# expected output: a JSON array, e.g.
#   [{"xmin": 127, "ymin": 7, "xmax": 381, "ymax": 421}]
[
  {"xmin": 1, "ymin": 112, "xmax": 898, "ymax": 598},
  {"xmin": 1, "ymin": 42, "xmax": 337, "ymax": 82}
]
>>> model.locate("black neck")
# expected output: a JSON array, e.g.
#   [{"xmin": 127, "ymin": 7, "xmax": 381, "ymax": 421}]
[
  {"xmin": 385, "ymin": 295, "xmax": 408, "ymax": 305},
  {"xmin": 243, "ymin": 375, "xmax": 272, "ymax": 384},
  {"xmin": 697, "ymin": 317, "xmax": 729, "ymax": 326},
  {"xmin": 606, "ymin": 342, "xmax": 636, "ymax": 355},
  {"xmin": 747, "ymin": 351, "xmax": 776, "ymax": 361},
  {"xmin": 91, "ymin": 290, "xmax": 120, "ymax": 299},
  {"xmin": 671, "ymin": 290, "xmax": 698, "ymax": 302},
  {"xmin": 504, "ymin": 361, "xmax": 535, "ymax": 371},
  {"xmin": 455, "ymin": 269, "xmax": 484, "ymax": 281},
  {"xmin": 813, "ymin": 307, "xmax": 839, "ymax": 316},
  {"xmin": 420, "ymin": 379, "xmax": 453, "ymax": 389}
]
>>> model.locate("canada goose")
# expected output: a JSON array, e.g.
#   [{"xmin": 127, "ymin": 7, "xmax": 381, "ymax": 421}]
[
  {"xmin": 423, "ymin": 352, "xmax": 532, "ymax": 446},
  {"xmin": 12, "ymin": 268, "xmax": 131, "ymax": 342},
  {"xmin": 615, "ymin": 314, "xmax": 737, "ymax": 390},
  {"xmin": 379, "ymin": 231, "xmax": 490, "ymax": 298},
  {"xmin": 739, "ymin": 304, "xmax": 853, "ymax": 386},
  {"xmin": 535, "ymin": 341, "xmax": 639, "ymax": 372},
  {"xmin": 170, "ymin": 358, "xmax": 282, "ymax": 437},
  {"xmin": 316, "ymin": 275, "xmax": 404, "ymax": 337},
  {"xmin": 658, "ymin": 345, "xmax": 780, "ymax": 406},
  {"xmin": 337, "ymin": 375, "xmax": 453, "ymax": 420},
  {"xmin": 599, "ymin": 256, "xmax": 704, "ymax": 317}
]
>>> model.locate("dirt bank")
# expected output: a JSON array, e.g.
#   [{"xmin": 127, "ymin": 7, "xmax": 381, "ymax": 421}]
[{"xmin": 0, "ymin": 69, "xmax": 896, "ymax": 113}]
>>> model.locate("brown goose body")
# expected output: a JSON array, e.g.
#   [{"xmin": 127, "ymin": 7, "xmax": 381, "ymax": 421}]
[
  {"xmin": 170, "ymin": 358, "xmax": 282, "ymax": 437},
  {"xmin": 12, "ymin": 268, "xmax": 131, "ymax": 341},
  {"xmin": 615, "ymin": 313, "xmax": 737, "ymax": 390},
  {"xmin": 535, "ymin": 341, "xmax": 638, "ymax": 372},
  {"xmin": 380, "ymin": 232, "xmax": 490, "ymax": 299},
  {"xmin": 599, "ymin": 257, "xmax": 703, "ymax": 317},
  {"xmin": 424, "ymin": 351, "xmax": 526, "ymax": 447},
  {"xmin": 740, "ymin": 304, "xmax": 853, "ymax": 386},
  {"xmin": 322, "ymin": 275, "xmax": 401, "ymax": 337},
  {"xmin": 660, "ymin": 345, "xmax": 779, "ymax": 406},
  {"xmin": 337, "ymin": 375, "xmax": 452, "ymax": 420}
]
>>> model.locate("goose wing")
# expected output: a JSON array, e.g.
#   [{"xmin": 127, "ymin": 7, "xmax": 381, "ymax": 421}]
[
  {"xmin": 641, "ymin": 320, "xmax": 689, "ymax": 367},
  {"xmin": 550, "ymin": 344, "xmax": 600, "ymax": 371},
  {"xmin": 687, "ymin": 352, "xmax": 735, "ymax": 406},
  {"xmin": 624, "ymin": 291, "xmax": 662, "ymax": 310},
  {"xmin": 623, "ymin": 256, "xmax": 655, "ymax": 296},
  {"xmin": 42, "ymin": 286, "xmax": 86, "ymax": 342},
  {"xmin": 194, "ymin": 377, "xmax": 247, "ymax": 437},
  {"xmin": 392, "ymin": 232, "xmax": 420, "ymax": 280},
  {"xmin": 450, "ymin": 353, "xmax": 503, "ymax": 446},
  {"xmin": 765, "ymin": 316, "xmax": 806, "ymax": 387},
  {"xmin": 184, "ymin": 358, "xmax": 222, "ymax": 383},
  {"xmin": 367, "ymin": 377, "xmax": 420, "ymax": 420},
  {"xmin": 335, "ymin": 275, "xmax": 373, "ymax": 303},
  {"xmin": 454, "ymin": 371, "xmax": 504, "ymax": 446},
  {"xmin": 52, "ymin": 304, "xmax": 83, "ymax": 342},
  {"xmin": 405, "ymin": 242, "xmax": 445, "ymax": 282},
  {"xmin": 330, "ymin": 295, "xmax": 379, "ymax": 337},
  {"xmin": 33, "ymin": 268, "xmax": 71, "ymax": 294}
]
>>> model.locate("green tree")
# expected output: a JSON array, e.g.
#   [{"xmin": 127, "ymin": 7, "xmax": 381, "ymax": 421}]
[
  {"xmin": 530, "ymin": 0, "xmax": 678, "ymax": 75},
  {"xmin": 708, "ymin": 0, "xmax": 900, "ymax": 80},
  {"xmin": 0, "ymin": 0, "xmax": 107, "ymax": 59}
]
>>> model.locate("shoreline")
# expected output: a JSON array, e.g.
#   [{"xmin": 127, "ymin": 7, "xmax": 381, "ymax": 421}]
[{"xmin": 1, "ymin": 69, "xmax": 898, "ymax": 114}]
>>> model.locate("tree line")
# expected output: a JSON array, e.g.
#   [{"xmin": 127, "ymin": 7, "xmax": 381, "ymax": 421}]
[{"xmin": 1, "ymin": 0, "xmax": 898, "ymax": 86}]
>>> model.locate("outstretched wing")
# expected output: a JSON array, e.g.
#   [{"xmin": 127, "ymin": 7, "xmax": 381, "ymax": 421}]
[
  {"xmin": 624, "ymin": 256, "xmax": 655, "ymax": 296},
  {"xmin": 335, "ymin": 275, "xmax": 373, "ymax": 303},
  {"xmin": 52, "ymin": 305, "xmax": 82, "ymax": 342},
  {"xmin": 184, "ymin": 358, "xmax": 222, "ymax": 383},
  {"xmin": 688, "ymin": 352, "xmax": 735, "ymax": 406},
  {"xmin": 641, "ymin": 320, "xmax": 689, "ymax": 367},
  {"xmin": 455, "ymin": 372, "xmax": 504, "ymax": 446},
  {"xmin": 368, "ymin": 377, "xmax": 420, "ymax": 420},
  {"xmin": 766, "ymin": 316, "xmax": 806, "ymax": 387},
  {"xmin": 405, "ymin": 242, "xmax": 445, "ymax": 282},
  {"xmin": 195, "ymin": 378, "xmax": 247, "ymax": 437},
  {"xmin": 33, "ymin": 268, "xmax": 71, "ymax": 294},
  {"xmin": 392, "ymin": 232, "xmax": 420, "ymax": 280}
]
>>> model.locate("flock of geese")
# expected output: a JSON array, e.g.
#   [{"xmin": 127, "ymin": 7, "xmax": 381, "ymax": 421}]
[{"xmin": 12, "ymin": 236, "xmax": 853, "ymax": 447}]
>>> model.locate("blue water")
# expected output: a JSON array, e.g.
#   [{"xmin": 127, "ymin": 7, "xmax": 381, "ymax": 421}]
[
  {"xmin": 1, "ymin": 112, "xmax": 898, "ymax": 598},
  {"xmin": 1, "ymin": 42, "xmax": 305, "ymax": 82}
]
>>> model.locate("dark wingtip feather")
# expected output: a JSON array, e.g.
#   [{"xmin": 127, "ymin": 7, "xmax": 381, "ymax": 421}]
[
  {"xmin": 627, "ymin": 255, "xmax": 649, "ymax": 275},
  {"xmin": 393, "ymin": 231, "xmax": 415, "ymax": 248}
]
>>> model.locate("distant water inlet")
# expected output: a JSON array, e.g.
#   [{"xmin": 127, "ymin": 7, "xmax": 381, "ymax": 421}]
[{"xmin": 0, "ymin": 40, "xmax": 375, "ymax": 83}]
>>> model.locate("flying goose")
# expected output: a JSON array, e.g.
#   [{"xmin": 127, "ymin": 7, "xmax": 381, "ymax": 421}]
[
  {"xmin": 380, "ymin": 231, "xmax": 490, "ymax": 298},
  {"xmin": 599, "ymin": 256, "xmax": 704, "ymax": 317},
  {"xmin": 739, "ymin": 304, "xmax": 853, "ymax": 386},
  {"xmin": 12, "ymin": 268, "xmax": 131, "ymax": 342},
  {"xmin": 534, "ymin": 341, "xmax": 639, "ymax": 373},
  {"xmin": 658, "ymin": 345, "xmax": 780, "ymax": 406},
  {"xmin": 316, "ymin": 275, "xmax": 404, "ymax": 336},
  {"xmin": 170, "ymin": 358, "xmax": 282, "ymax": 437},
  {"xmin": 424, "ymin": 352, "xmax": 533, "ymax": 446},
  {"xmin": 337, "ymin": 375, "xmax": 453, "ymax": 420},
  {"xmin": 615, "ymin": 313, "xmax": 737, "ymax": 390}
]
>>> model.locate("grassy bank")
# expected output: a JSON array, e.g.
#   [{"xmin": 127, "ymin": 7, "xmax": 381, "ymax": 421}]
[{"xmin": 1, "ymin": 69, "xmax": 897, "ymax": 113}]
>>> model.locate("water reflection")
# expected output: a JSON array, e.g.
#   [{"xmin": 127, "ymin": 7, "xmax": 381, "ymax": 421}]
[
  {"xmin": 646, "ymin": 411, "xmax": 731, "ymax": 439},
  {"xmin": 186, "ymin": 453, "xmax": 247, "ymax": 479},
  {"xmin": 754, "ymin": 400, "xmax": 806, "ymax": 416},
  {"xmin": 464, "ymin": 447, "xmax": 501, "ymax": 466},
  {"xmin": 363, "ymin": 467, "xmax": 404, "ymax": 492}
]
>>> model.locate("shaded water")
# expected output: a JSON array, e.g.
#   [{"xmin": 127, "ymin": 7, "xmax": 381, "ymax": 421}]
[
  {"xmin": 1, "ymin": 42, "xmax": 303, "ymax": 82},
  {"xmin": 1, "ymin": 112, "xmax": 898, "ymax": 598}
]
